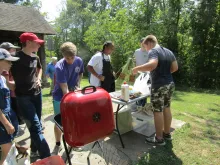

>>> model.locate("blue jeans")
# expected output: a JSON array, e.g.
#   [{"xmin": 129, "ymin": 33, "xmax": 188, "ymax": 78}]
[{"xmin": 16, "ymin": 93, "xmax": 50, "ymax": 159}]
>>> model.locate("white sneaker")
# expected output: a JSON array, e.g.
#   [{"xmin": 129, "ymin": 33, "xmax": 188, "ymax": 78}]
[{"xmin": 51, "ymin": 145, "xmax": 63, "ymax": 155}]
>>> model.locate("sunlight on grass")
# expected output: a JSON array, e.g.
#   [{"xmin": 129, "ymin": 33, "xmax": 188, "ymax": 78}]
[{"xmin": 42, "ymin": 78, "xmax": 90, "ymax": 115}]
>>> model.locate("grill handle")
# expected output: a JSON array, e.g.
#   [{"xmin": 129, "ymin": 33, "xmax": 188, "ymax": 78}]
[{"xmin": 81, "ymin": 86, "xmax": 96, "ymax": 94}]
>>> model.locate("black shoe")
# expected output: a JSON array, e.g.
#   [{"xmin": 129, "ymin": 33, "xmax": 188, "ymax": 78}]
[
  {"xmin": 145, "ymin": 136, "xmax": 166, "ymax": 146},
  {"xmin": 163, "ymin": 132, "xmax": 172, "ymax": 140}
]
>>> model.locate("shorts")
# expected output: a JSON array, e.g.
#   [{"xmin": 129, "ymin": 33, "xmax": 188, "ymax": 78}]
[
  {"xmin": 53, "ymin": 100, "xmax": 61, "ymax": 115},
  {"xmin": 0, "ymin": 110, "xmax": 18, "ymax": 145},
  {"xmin": 151, "ymin": 83, "xmax": 175, "ymax": 112}
]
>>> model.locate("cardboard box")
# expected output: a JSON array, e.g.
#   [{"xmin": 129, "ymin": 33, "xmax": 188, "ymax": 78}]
[{"xmin": 113, "ymin": 103, "xmax": 133, "ymax": 135}]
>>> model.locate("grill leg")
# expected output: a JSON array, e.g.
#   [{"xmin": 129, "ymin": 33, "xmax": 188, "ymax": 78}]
[
  {"xmin": 62, "ymin": 135, "xmax": 72, "ymax": 165},
  {"xmin": 87, "ymin": 141, "xmax": 100, "ymax": 165},
  {"xmin": 115, "ymin": 104, "xmax": 125, "ymax": 148}
]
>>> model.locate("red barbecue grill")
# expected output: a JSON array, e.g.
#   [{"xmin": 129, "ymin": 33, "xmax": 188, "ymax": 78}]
[{"xmin": 54, "ymin": 86, "xmax": 115, "ymax": 165}]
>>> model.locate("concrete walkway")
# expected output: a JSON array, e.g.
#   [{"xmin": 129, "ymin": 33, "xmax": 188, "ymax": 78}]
[{"xmin": 15, "ymin": 106, "xmax": 185, "ymax": 165}]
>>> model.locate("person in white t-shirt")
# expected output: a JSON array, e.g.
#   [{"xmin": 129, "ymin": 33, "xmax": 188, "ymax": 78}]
[{"xmin": 87, "ymin": 41, "xmax": 115, "ymax": 92}]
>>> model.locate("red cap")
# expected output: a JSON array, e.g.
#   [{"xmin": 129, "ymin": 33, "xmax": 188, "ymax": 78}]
[{"xmin": 19, "ymin": 32, "xmax": 44, "ymax": 45}]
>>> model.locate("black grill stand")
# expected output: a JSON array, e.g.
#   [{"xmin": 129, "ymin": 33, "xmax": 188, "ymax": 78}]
[
  {"xmin": 62, "ymin": 135, "xmax": 103, "ymax": 165},
  {"xmin": 54, "ymin": 114, "xmax": 103, "ymax": 165}
]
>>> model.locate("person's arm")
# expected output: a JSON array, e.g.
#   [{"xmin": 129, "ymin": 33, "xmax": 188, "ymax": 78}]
[
  {"xmin": 38, "ymin": 68, "xmax": 42, "ymax": 80},
  {"xmin": 36, "ymin": 57, "xmax": 42, "ymax": 87},
  {"xmin": 59, "ymin": 83, "xmax": 69, "ymax": 95},
  {"xmin": 36, "ymin": 68, "xmax": 42, "ymax": 87},
  {"xmin": 2, "ymin": 71, "xmax": 16, "ymax": 91},
  {"xmin": 170, "ymin": 60, "xmax": 178, "ymax": 73},
  {"xmin": 87, "ymin": 65, "xmax": 104, "ymax": 81},
  {"xmin": 87, "ymin": 54, "xmax": 105, "ymax": 81},
  {"xmin": 132, "ymin": 59, "xmax": 158, "ymax": 74},
  {"xmin": 0, "ymin": 109, "xmax": 15, "ymax": 135},
  {"xmin": 6, "ymin": 81, "xmax": 16, "ymax": 91}
]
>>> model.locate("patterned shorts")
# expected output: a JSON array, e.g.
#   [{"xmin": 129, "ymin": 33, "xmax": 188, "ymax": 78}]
[{"xmin": 151, "ymin": 83, "xmax": 175, "ymax": 112}]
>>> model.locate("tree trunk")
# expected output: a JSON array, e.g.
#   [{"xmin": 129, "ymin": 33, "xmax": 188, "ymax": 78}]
[{"xmin": 37, "ymin": 34, "xmax": 49, "ymax": 88}]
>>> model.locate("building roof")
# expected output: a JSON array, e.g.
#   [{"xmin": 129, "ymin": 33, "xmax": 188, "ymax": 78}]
[{"xmin": 0, "ymin": 3, "xmax": 56, "ymax": 35}]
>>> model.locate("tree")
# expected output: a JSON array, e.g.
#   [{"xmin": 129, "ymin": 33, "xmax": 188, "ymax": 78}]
[
  {"xmin": 20, "ymin": 0, "xmax": 42, "ymax": 11},
  {"xmin": 0, "ymin": 0, "xmax": 20, "ymax": 3},
  {"xmin": 190, "ymin": 0, "xmax": 220, "ymax": 88},
  {"xmin": 84, "ymin": 0, "xmax": 138, "ymax": 74},
  {"xmin": 53, "ymin": 0, "xmax": 220, "ymax": 89}
]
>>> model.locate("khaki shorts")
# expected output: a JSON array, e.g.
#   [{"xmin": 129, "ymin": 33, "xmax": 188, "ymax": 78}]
[{"xmin": 151, "ymin": 83, "xmax": 175, "ymax": 112}]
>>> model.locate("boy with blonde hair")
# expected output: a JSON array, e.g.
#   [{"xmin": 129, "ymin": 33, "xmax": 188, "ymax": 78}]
[{"xmin": 52, "ymin": 42, "xmax": 84, "ymax": 154}]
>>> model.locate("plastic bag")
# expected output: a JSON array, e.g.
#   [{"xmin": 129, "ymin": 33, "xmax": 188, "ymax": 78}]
[
  {"xmin": 4, "ymin": 143, "xmax": 18, "ymax": 165},
  {"xmin": 17, "ymin": 153, "xmax": 30, "ymax": 165},
  {"xmin": 133, "ymin": 72, "xmax": 151, "ymax": 95}
]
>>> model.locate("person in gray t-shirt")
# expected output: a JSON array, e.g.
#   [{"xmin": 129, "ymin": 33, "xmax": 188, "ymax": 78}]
[
  {"xmin": 132, "ymin": 35, "xmax": 178, "ymax": 146},
  {"xmin": 133, "ymin": 38, "xmax": 149, "ymax": 107},
  {"xmin": 133, "ymin": 38, "xmax": 149, "ymax": 66}
]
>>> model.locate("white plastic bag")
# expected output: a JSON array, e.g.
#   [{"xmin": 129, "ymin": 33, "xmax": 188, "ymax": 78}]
[
  {"xmin": 17, "ymin": 153, "xmax": 30, "ymax": 165},
  {"xmin": 133, "ymin": 72, "xmax": 151, "ymax": 95},
  {"xmin": 4, "ymin": 143, "xmax": 18, "ymax": 165}
]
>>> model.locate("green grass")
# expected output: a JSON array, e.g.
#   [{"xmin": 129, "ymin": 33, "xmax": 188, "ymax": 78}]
[
  {"xmin": 42, "ymin": 78, "xmax": 90, "ymax": 115},
  {"xmin": 42, "ymin": 81, "xmax": 220, "ymax": 164},
  {"xmin": 137, "ymin": 89, "xmax": 220, "ymax": 165}
]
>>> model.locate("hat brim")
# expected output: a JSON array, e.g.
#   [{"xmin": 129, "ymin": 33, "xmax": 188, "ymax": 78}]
[
  {"xmin": 33, "ymin": 39, "xmax": 44, "ymax": 45},
  {"xmin": 5, "ymin": 56, "xmax": 19, "ymax": 61},
  {"xmin": 10, "ymin": 45, "xmax": 20, "ymax": 49}
]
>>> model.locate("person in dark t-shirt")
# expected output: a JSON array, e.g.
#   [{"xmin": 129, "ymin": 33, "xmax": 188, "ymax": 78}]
[
  {"xmin": 10, "ymin": 32, "xmax": 51, "ymax": 159},
  {"xmin": 132, "ymin": 35, "xmax": 178, "ymax": 146}
]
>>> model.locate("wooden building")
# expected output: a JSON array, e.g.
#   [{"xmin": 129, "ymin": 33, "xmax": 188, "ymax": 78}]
[{"xmin": 0, "ymin": 2, "xmax": 56, "ymax": 85}]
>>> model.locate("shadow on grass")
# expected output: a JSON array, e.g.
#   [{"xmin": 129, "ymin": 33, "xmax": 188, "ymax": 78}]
[
  {"xmin": 137, "ymin": 141, "xmax": 182, "ymax": 165},
  {"xmin": 205, "ymin": 120, "xmax": 220, "ymax": 147},
  {"xmin": 176, "ymin": 86, "xmax": 220, "ymax": 95},
  {"xmin": 172, "ymin": 91, "xmax": 185, "ymax": 101}
]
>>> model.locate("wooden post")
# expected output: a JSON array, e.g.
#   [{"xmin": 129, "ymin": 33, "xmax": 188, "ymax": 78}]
[{"xmin": 37, "ymin": 34, "xmax": 50, "ymax": 88}]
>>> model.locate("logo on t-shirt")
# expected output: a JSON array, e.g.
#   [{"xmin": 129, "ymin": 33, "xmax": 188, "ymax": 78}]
[
  {"xmin": 75, "ymin": 66, "xmax": 80, "ymax": 73},
  {"xmin": 30, "ymin": 60, "xmax": 37, "ymax": 68}
]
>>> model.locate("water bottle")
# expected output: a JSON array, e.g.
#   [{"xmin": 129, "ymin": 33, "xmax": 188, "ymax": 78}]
[{"xmin": 121, "ymin": 82, "xmax": 129, "ymax": 101}]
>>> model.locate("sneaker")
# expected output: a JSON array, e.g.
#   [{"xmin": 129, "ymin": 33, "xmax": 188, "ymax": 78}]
[
  {"xmin": 30, "ymin": 151, "xmax": 40, "ymax": 158},
  {"xmin": 163, "ymin": 132, "xmax": 172, "ymax": 140},
  {"xmin": 51, "ymin": 145, "xmax": 63, "ymax": 155},
  {"xmin": 145, "ymin": 136, "xmax": 166, "ymax": 146},
  {"xmin": 67, "ymin": 145, "xmax": 83, "ymax": 152},
  {"xmin": 73, "ymin": 147, "xmax": 83, "ymax": 152}
]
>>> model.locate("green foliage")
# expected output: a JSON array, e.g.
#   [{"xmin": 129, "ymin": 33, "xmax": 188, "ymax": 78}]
[
  {"xmin": 190, "ymin": 0, "xmax": 220, "ymax": 89},
  {"xmin": 52, "ymin": 0, "xmax": 220, "ymax": 89},
  {"xmin": 0, "ymin": 0, "xmax": 20, "ymax": 3}
]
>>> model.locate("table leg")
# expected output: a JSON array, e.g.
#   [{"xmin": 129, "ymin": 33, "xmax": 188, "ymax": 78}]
[
  {"xmin": 115, "ymin": 104, "xmax": 125, "ymax": 148},
  {"xmin": 62, "ymin": 134, "xmax": 72, "ymax": 165}
]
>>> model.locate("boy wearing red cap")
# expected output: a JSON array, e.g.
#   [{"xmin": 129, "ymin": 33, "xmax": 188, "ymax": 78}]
[{"xmin": 10, "ymin": 32, "xmax": 51, "ymax": 159}]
